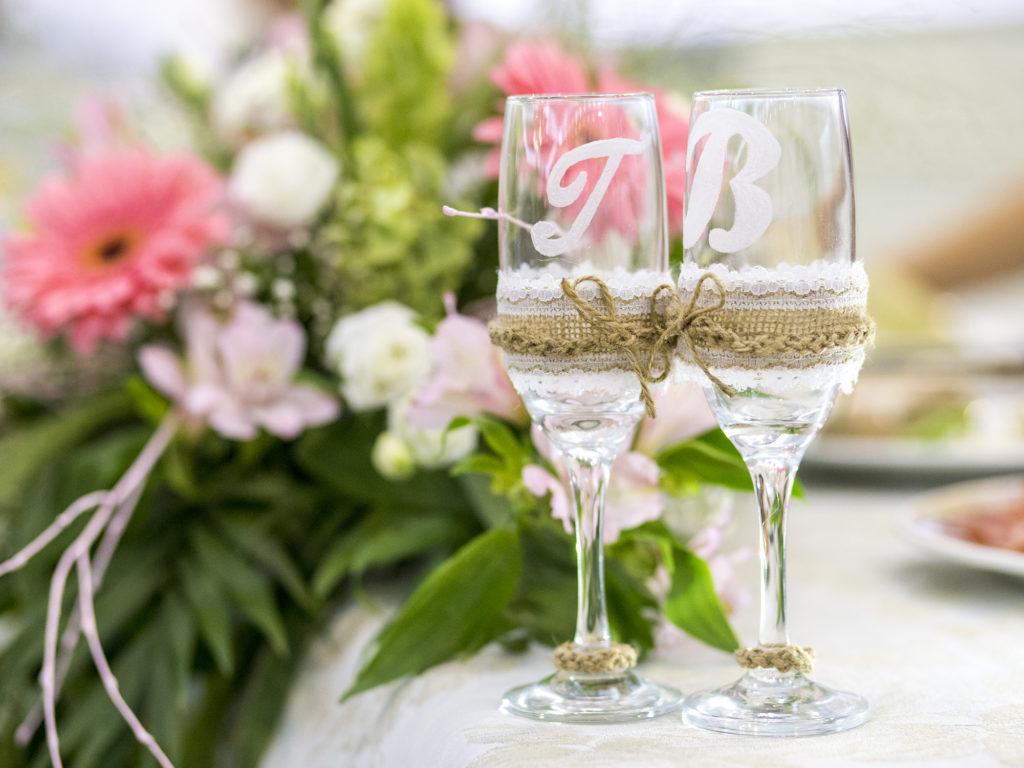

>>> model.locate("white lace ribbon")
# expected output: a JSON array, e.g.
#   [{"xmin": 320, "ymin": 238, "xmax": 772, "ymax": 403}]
[{"xmin": 674, "ymin": 260, "xmax": 871, "ymax": 396}]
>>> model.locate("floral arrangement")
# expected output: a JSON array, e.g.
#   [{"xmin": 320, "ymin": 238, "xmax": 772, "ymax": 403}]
[{"xmin": 0, "ymin": 1, "xmax": 752, "ymax": 766}]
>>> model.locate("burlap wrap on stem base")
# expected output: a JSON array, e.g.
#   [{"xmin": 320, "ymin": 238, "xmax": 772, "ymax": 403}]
[
  {"xmin": 735, "ymin": 645, "xmax": 815, "ymax": 674},
  {"xmin": 552, "ymin": 641, "xmax": 638, "ymax": 674},
  {"xmin": 490, "ymin": 271, "xmax": 874, "ymax": 417}
]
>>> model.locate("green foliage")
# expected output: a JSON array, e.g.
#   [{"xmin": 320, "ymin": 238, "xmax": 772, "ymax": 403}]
[
  {"xmin": 452, "ymin": 415, "xmax": 533, "ymax": 505},
  {"xmin": 657, "ymin": 428, "xmax": 753, "ymax": 495},
  {"xmin": 0, "ymin": 408, "xmax": 484, "ymax": 768},
  {"xmin": 0, "ymin": 390, "xmax": 131, "ymax": 510},
  {"xmin": 356, "ymin": 0, "xmax": 454, "ymax": 148},
  {"xmin": 342, "ymin": 528, "xmax": 521, "ymax": 700},
  {"xmin": 665, "ymin": 548, "xmax": 739, "ymax": 652},
  {"xmin": 616, "ymin": 521, "xmax": 739, "ymax": 653},
  {"xmin": 312, "ymin": 506, "xmax": 477, "ymax": 598},
  {"xmin": 318, "ymin": 136, "xmax": 482, "ymax": 319}
]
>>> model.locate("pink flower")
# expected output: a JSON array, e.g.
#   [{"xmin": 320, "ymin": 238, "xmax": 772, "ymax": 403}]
[
  {"xmin": 2, "ymin": 150, "xmax": 228, "ymax": 355},
  {"xmin": 406, "ymin": 294, "xmax": 526, "ymax": 429},
  {"xmin": 633, "ymin": 381, "xmax": 716, "ymax": 457},
  {"xmin": 472, "ymin": 40, "xmax": 590, "ymax": 177},
  {"xmin": 473, "ymin": 40, "xmax": 690, "ymax": 239},
  {"xmin": 524, "ymin": 426, "xmax": 663, "ymax": 544},
  {"xmin": 139, "ymin": 301, "xmax": 339, "ymax": 441},
  {"xmin": 597, "ymin": 71, "xmax": 689, "ymax": 238}
]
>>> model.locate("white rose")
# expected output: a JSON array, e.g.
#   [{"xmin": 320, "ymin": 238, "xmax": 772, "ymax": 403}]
[
  {"xmin": 229, "ymin": 131, "xmax": 339, "ymax": 229},
  {"xmin": 323, "ymin": 0, "xmax": 384, "ymax": 81},
  {"xmin": 325, "ymin": 302, "xmax": 432, "ymax": 411},
  {"xmin": 388, "ymin": 395, "xmax": 478, "ymax": 469},
  {"xmin": 371, "ymin": 431, "xmax": 417, "ymax": 480},
  {"xmin": 212, "ymin": 50, "xmax": 294, "ymax": 144}
]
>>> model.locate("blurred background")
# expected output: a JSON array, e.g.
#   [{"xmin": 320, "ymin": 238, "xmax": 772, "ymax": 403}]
[{"xmin": 2, "ymin": 0, "xmax": 1023, "ymax": 470}]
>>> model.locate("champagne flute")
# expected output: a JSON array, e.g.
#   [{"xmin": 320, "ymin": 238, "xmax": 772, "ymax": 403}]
[
  {"xmin": 677, "ymin": 88, "xmax": 871, "ymax": 736},
  {"xmin": 495, "ymin": 93, "xmax": 682, "ymax": 722}
]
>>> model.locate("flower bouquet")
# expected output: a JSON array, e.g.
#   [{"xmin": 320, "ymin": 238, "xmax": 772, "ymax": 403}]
[{"xmin": 0, "ymin": 1, "xmax": 753, "ymax": 765}]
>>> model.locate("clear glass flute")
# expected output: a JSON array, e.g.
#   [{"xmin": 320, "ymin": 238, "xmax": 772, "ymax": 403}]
[
  {"xmin": 678, "ymin": 88, "xmax": 870, "ymax": 736},
  {"xmin": 495, "ymin": 93, "xmax": 682, "ymax": 722}
]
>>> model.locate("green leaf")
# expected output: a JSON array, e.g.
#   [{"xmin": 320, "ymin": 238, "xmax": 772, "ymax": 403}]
[
  {"xmin": 192, "ymin": 528, "xmax": 289, "ymax": 658},
  {"xmin": 179, "ymin": 558, "xmax": 235, "ymax": 675},
  {"xmin": 504, "ymin": 518, "xmax": 575, "ymax": 646},
  {"xmin": 216, "ymin": 514, "xmax": 316, "ymax": 613},
  {"xmin": 312, "ymin": 505, "xmax": 476, "ymax": 599},
  {"xmin": 296, "ymin": 417, "xmax": 467, "ymax": 506},
  {"xmin": 665, "ymin": 546, "xmax": 740, "ymax": 653},
  {"xmin": 0, "ymin": 390, "xmax": 130, "ymax": 509},
  {"xmin": 222, "ymin": 646, "xmax": 294, "ymax": 768},
  {"xmin": 605, "ymin": 558, "xmax": 657, "ymax": 656},
  {"xmin": 454, "ymin": 473, "xmax": 516, "ymax": 530},
  {"xmin": 657, "ymin": 428, "xmax": 753, "ymax": 495},
  {"xmin": 475, "ymin": 416, "xmax": 523, "ymax": 463},
  {"xmin": 342, "ymin": 528, "xmax": 521, "ymax": 700},
  {"xmin": 124, "ymin": 374, "xmax": 170, "ymax": 425}
]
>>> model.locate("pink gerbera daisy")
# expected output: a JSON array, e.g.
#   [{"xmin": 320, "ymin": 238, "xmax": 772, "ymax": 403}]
[
  {"xmin": 472, "ymin": 40, "xmax": 591, "ymax": 177},
  {"xmin": 2, "ymin": 150, "xmax": 228, "ymax": 355},
  {"xmin": 598, "ymin": 71, "xmax": 689, "ymax": 238},
  {"xmin": 474, "ymin": 41, "xmax": 690, "ymax": 238}
]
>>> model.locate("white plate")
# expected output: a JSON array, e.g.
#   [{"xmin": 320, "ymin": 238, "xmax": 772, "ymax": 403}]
[
  {"xmin": 900, "ymin": 475, "xmax": 1024, "ymax": 578},
  {"xmin": 807, "ymin": 436, "xmax": 1024, "ymax": 477}
]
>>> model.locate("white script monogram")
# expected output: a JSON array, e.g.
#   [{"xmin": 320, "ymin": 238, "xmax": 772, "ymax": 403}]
[
  {"xmin": 531, "ymin": 137, "xmax": 645, "ymax": 257},
  {"xmin": 682, "ymin": 108, "xmax": 782, "ymax": 253}
]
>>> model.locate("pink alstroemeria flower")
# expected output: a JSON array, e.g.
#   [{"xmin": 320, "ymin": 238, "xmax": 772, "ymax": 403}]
[
  {"xmin": 633, "ymin": 381, "xmax": 717, "ymax": 457},
  {"xmin": 407, "ymin": 294, "xmax": 526, "ymax": 429},
  {"xmin": 139, "ymin": 301, "xmax": 339, "ymax": 440},
  {"xmin": 522, "ymin": 382, "xmax": 717, "ymax": 544},
  {"xmin": 523, "ymin": 425, "xmax": 664, "ymax": 544}
]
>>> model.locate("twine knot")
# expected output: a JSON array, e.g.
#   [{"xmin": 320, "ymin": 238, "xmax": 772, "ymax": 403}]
[
  {"xmin": 552, "ymin": 641, "xmax": 638, "ymax": 674},
  {"xmin": 559, "ymin": 273, "xmax": 732, "ymax": 418},
  {"xmin": 735, "ymin": 645, "xmax": 815, "ymax": 674}
]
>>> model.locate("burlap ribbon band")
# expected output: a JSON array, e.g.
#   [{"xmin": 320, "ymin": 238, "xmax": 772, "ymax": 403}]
[{"xmin": 489, "ymin": 273, "xmax": 875, "ymax": 418}]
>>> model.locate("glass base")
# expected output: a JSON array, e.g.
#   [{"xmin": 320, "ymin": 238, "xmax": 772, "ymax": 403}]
[
  {"xmin": 683, "ymin": 669, "xmax": 869, "ymax": 737},
  {"xmin": 501, "ymin": 670, "xmax": 683, "ymax": 724}
]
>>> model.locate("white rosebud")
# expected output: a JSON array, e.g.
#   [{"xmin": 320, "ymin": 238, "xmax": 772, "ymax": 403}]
[
  {"xmin": 229, "ymin": 131, "xmax": 339, "ymax": 229},
  {"xmin": 325, "ymin": 302, "xmax": 432, "ymax": 411},
  {"xmin": 388, "ymin": 395, "xmax": 478, "ymax": 469},
  {"xmin": 212, "ymin": 50, "xmax": 294, "ymax": 144},
  {"xmin": 271, "ymin": 278, "xmax": 296, "ymax": 302},
  {"xmin": 371, "ymin": 431, "xmax": 417, "ymax": 480},
  {"xmin": 193, "ymin": 265, "xmax": 222, "ymax": 290},
  {"xmin": 233, "ymin": 272, "xmax": 259, "ymax": 297}
]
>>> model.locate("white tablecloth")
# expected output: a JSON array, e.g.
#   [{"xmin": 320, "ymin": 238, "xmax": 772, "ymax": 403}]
[{"xmin": 261, "ymin": 485, "xmax": 1024, "ymax": 768}]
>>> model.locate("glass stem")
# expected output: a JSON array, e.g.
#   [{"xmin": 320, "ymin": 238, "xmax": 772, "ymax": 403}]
[
  {"xmin": 751, "ymin": 458, "xmax": 798, "ymax": 648},
  {"xmin": 563, "ymin": 447, "xmax": 612, "ymax": 649}
]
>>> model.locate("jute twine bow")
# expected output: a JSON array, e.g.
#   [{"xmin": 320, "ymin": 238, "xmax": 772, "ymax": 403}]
[
  {"xmin": 735, "ymin": 645, "xmax": 815, "ymax": 674},
  {"xmin": 556, "ymin": 274, "xmax": 733, "ymax": 418},
  {"xmin": 553, "ymin": 641, "xmax": 638, "ymax": 675}
]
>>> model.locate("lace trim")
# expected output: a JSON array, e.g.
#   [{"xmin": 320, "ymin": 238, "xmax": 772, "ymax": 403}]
[
  {"xmin": 673, "ymin": 260, "xmax": 870, "ymax": 395},
  {"xmin": 497, "ymin": 265, "xmax": 671, "ymax": 307},
  {"xmin": 677, "ymin": 260, "xmax": 868, "ymax": 296},
  {"xmin": 507, "ymin": 368, "xmax": 643, "ymax": 400},
  {"xmin": 673, "ymin": 353, "xmax": 866, "ymax": 395}
]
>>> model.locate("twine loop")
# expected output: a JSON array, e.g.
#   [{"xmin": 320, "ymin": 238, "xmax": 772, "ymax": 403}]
[
  {"xmin": 735, "ymin": 645, "xmax": 815, "ymax": 674},
  {"xmin": 552, "ymin": 641, "xmax": 638, "ymax": 674},
  {"xmin": 559, "ymin": 273, "xmax": 732, "ymax": 418}
]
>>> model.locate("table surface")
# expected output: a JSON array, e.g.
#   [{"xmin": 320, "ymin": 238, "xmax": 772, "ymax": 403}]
[{"xmin": 261, "ymin": 484, "xmax": 1024, "ymax": 768}]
